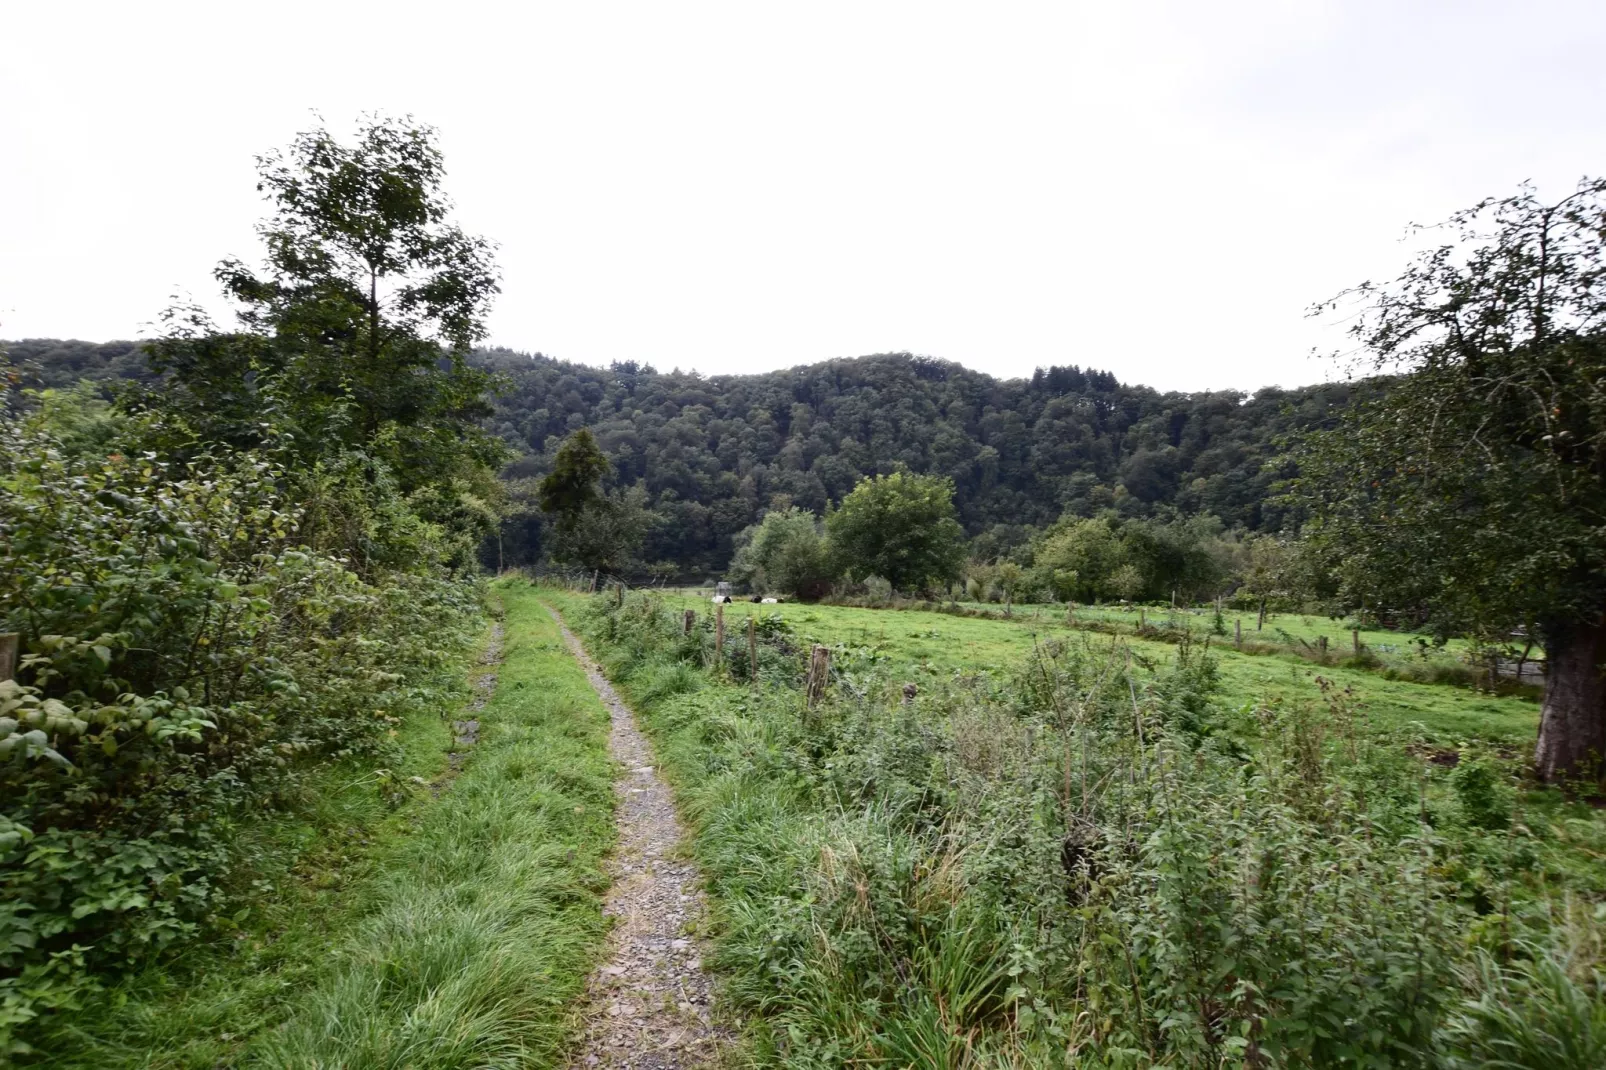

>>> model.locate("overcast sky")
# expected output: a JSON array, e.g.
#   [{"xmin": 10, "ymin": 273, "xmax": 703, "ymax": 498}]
[{"xmin": 4, "ymin": 1, "xmax": 1603, "ymax": 392}]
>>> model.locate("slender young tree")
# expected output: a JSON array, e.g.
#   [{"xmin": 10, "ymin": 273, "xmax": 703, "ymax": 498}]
[
  {"xmin": 146, "ymin": 115, "xmax": 505, "ymax": 490},
  {"xmin": 1300, "ymin": 178, "xmax": 1606, "ymax": 781}
]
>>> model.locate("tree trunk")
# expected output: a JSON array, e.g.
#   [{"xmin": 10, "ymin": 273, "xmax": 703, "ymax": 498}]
[{"xmin": 1535, "ymin": 614, "xmax": 1606, "ymax": 783}]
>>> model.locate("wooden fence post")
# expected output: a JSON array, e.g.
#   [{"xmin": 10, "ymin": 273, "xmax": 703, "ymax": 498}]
[
  {"xmin": 0, "ymin": 633, "xmax": 17, "ymax": 683},
  {"xmin": 1318, "ymin": 635, "xmax": 1329, "ymax": 659},
  {"xmin": 615, "ymin": 582, "xmax": 624, "ymax": 607},
  {"xmin": 748, "ymin": 616, "xmax": 758, "ymax": 680},
  {"xmin": 806, "ymin": 645, "xmax": 831, "ymax": 708},
  {"xmin": 682, "ymin": 609, "xmax": 696, "ymax": 635},
  {"xmin": 1138, "ymin": 607, "xmax": 1146, "ymax": 631},
  {"xmin": 590, "ymin": 569, "xmax": 599, "ymax": 593},
  {"xmin": 715, "ymin": 602, "xmax": 725, "ymax": 665},
  {"xmin": 1352, "ymin": 628, "xmax": 1360, "ymax": 656}
]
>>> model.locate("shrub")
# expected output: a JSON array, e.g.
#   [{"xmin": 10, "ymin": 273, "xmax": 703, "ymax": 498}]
[
  {"xmin": 729, "ymin": 508, "xmax": 835, "ymax": 601},
  {"xmin": 0, "ymin": 423, "xmax": 478, "ymax": 1054}
]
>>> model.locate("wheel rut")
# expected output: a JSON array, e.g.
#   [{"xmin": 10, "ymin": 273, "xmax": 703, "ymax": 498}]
[{"xmin": 544, "ymin": 604, "xmax": 723, "ymax": 1070}]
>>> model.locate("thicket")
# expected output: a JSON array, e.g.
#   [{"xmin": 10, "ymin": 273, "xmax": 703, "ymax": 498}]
[
  {"xmin": 572, "ymin": 589, "xmax": 1606, "ymax": 1068},
  {"xmin": 0, "ymin": 116, "xmax": 502, "ymax": 1059}
]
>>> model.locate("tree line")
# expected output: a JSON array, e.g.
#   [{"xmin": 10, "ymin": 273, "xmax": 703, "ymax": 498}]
[{"xmin": 10, "ymin": 340, "xmax": 1371, "ymax": 576}]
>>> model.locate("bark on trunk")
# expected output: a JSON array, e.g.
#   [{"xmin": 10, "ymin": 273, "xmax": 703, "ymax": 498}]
[{"xmin": 1535, "ymin": 614, "xmax": 1606, "ymax": 783}]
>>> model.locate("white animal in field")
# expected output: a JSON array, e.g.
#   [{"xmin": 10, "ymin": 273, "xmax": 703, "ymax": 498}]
[
  {"xmin": 761, "ymin": 597, "xmax": 779, "ymax": 604},
  {"xmin": 711, "ymin": 595, "xmax": 728, "ymax": 604}
]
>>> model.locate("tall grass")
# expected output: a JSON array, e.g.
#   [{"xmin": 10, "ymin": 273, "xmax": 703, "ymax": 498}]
[
  {"xmin": 559, "ymin": 587, "xmax": 1606, "ymax": 1069},
  {"xmin": 252, "ymin": 584, "xmax": 615, "ymax": 1068}
]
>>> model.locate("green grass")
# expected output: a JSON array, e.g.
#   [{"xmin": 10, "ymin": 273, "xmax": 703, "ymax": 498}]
[
  {"xmin": 252, "ymin": 583, "xmax": 614, "ymax": 1068},
  {"xmin": 553, "ymin": 584, "xmax": 1606, "ymax": 1068},
  {"xmin": 650, "ymin": 592, "xmax": 1540, "ymax": 745},
  {"xmin": 36, "ymin": 582, "xmax": 615, "ymax": 1069}
]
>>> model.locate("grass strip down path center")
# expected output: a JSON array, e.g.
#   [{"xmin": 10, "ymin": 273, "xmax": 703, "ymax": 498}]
[{"xmin": 255, "ymin": 582, "xmax": 616, "ymax": 1069}]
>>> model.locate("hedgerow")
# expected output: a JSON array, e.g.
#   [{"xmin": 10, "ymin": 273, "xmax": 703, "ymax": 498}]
[{"xmin": 0, "ymin": 419, "xmax": 479, "ymax": 1057}]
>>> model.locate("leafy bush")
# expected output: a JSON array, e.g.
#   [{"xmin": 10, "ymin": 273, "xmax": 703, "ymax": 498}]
[
  {"xmin": 0, "ymin": 422, "xmax": 478, "ymax": 1055},
  {"xmin": 1452, "ymin": 757, "xmax": 1515, "ymax": 830},
  {"xmin": 729, "ymin": 507, "xmax": 835, "ymax": 600}
]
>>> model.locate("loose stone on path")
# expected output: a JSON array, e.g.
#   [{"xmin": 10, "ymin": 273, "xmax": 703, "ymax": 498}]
[{"xmin": 546, "ymin": 604, "xmax": 724, "ymax": 1070}]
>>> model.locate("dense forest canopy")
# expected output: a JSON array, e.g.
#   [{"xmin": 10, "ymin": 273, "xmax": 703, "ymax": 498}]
[{"xmin": 8, "ymin": 338, "xmax": 1368, "ymax": 573}]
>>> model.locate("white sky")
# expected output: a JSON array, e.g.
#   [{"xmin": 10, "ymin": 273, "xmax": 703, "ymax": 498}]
[{"xmin": 3, "ymin": 1, "xmax": 1603, "ymax": 392}]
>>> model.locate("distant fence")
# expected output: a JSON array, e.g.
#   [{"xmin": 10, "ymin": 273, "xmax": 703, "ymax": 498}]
[{"xmin": 511, "ymin": 564, "xmax": 723, "ymax": 593}]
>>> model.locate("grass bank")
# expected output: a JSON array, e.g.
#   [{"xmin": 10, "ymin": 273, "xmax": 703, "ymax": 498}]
[{"xmin": 34, "ymin": 582, "xmax": 615, "ymax": 1069}]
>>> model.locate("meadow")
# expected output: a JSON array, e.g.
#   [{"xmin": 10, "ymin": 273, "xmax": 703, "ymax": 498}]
[
  {"xmin": 550, "ymin": 583, "xmax": 1606, "ymax": 1069},
  {"xmin": 649, "ymin": 591, "xmax": 1539, "ymax": 745}
]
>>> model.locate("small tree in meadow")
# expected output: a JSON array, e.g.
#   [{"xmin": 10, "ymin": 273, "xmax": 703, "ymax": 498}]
[
  {"xmin": 826, "ymin": 472, "xmax": 966, "ymax": 594},
  {"xmin": 729, "ymin": 507, "xmax": 835, "ymax": 600}
]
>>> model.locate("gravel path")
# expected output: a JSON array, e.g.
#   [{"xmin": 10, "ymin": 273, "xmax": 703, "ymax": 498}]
[
  {"xmin": 546, "ymin": 605, "xmax": 724, "ymax": 1070},
  {"xmin": 454, "ymin": 621, "xmax": 502, "ymax": 752}
]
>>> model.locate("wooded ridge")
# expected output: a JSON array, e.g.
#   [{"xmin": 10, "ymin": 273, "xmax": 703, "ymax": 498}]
[{"xmin": 6, "ymin": 338, "xmax": 1367, "ymax": 572}]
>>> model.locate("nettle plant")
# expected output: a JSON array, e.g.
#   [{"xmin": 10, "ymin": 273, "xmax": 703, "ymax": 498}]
[{"xmin": 0, "ymin": 421, "xmax": 472, "ymax": 1049}]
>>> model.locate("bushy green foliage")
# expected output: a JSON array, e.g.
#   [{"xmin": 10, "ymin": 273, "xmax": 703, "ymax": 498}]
[
  {"xmin": 0, "ymin": 117, "xmax": 505, "ymax": 1059},
  {"xmin": 729, "ymin": 507, "xmax": 834, "ymax": 599},
  {"xmin": 1022, "ymin": 515, "xmax": 1232, "ymax": 605},
  {"xmin": 0, "ymin": 419, "xmax": 479, "ymax": 1056},
  {"xmin": 826, "ymin": 472, "xmax": 966, "ymax": 593},
  {"xmin": 567, "ymin": 588, "xmax": 1606, "ymax": 1068}
]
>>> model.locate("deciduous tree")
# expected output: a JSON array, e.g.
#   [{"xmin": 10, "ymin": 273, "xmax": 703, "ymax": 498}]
[
  {"xmin": 1302, "ymin": 178, "xmax": 1606, "ymax": 782},
  {"xmin": 146, "ymin": 115, "xmax": 506, "ymax": 494},
  {"xmin": 826, "ymin": 472, "xmax": 966, "ymax": 593}
]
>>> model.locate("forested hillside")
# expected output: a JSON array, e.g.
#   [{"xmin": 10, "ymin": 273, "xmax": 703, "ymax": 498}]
[{"xmin": 8, "ymin": 339, "xmax": 1368, "ymax": 572}]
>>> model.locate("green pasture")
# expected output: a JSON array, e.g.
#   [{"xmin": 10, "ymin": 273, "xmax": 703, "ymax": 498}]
[{"xmin": 648, "ymin": 590, "xmax": 1539, "ymax": 746}]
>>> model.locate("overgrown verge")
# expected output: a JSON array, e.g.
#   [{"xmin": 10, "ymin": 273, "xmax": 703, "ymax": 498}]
[
  {"xmin": 250, "ymin": 582, "xmax": 614, "ymax": 1067},
  {"xmin": 2, "ymin": 118, "xmax": 523, "ymax": 1063},
  {"xmin": 0, "ymin": 423, "xmax": 487, "ymax": 1058},
  {"xmin": 30, "ymin": 654, "xmax": 460, "ymax": 1067},
  {"xmin": 556, "ymin": 588, "xmax": 1606, "ymax": 1069}
]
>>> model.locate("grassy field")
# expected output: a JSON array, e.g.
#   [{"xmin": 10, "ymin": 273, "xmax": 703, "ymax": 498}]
[
  {"xmin": 648, "ymin": 591, "xmax": 1540, "ymax": 746},
  {"xmin": 38, "ymin": 583, "xmax": 615, "ymax": 1069},
  {"xmin": 550, "ymin": 583, "xmax": 1606, "ymax": 1068}
]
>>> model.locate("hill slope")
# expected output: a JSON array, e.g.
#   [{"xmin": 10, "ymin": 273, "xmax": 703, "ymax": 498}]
[
  {"xmin": 481, "ymin": 349, "xmax": 1363, "ymax": 569},
  {"xmin": 6, "ymin": 339, "xmax": 1363, "ymax": 571}
]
